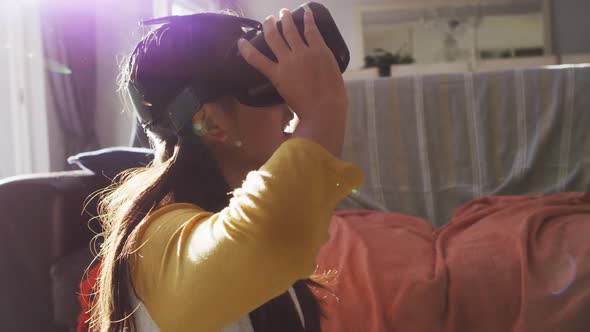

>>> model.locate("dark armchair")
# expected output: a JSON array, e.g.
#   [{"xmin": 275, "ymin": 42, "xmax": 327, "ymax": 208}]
[
  {"xmin": 0, "ymin": 170, "xmax": 106, "ymax": 331},
  {"xmin": 0, "ymin": 122, "xmax": 153, "ymax": 331}
]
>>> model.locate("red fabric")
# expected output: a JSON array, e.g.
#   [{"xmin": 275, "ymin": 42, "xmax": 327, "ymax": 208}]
[
  {"xmin": 77, "ymin": 263, "xmax": 100, "ymax": 332},
  {"xmin": 316, "ymin": 193, "xmax": 590, "ymax": 332}
]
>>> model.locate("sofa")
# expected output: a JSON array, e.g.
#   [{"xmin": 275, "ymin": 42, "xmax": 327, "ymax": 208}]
[{"xmin": 0, "ymin": 169, "xmax": 104, "ymax": 331}]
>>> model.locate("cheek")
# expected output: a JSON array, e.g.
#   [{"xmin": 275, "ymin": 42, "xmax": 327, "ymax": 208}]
[
  {"xmin": 243, "ymin": 112, "xmax": 282, "ymax": 137},
  {"xmin": 239, "ymin": 113, "xmax": 286, "ymax": 157}
]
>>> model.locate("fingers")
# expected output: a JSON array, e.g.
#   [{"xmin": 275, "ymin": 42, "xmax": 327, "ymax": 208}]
[
  {"xmin": 238, "ymin": 38, "xmax": 276, "ymax": 80},
  {"xmin": 303, "ymin": 10, "xmax": 327, "ymax": 49},
  {"xmin": 279, "ymin": 9, "xmax": 306, "ymax": 50},
  {"xmin": 263, "ymin": 15, "xmax": 290, "ymax": 59}
]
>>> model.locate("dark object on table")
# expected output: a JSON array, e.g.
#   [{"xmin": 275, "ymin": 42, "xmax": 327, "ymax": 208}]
[{"xmin": 364, "ymin": 48, "xmax": 414, "ymax": 77}]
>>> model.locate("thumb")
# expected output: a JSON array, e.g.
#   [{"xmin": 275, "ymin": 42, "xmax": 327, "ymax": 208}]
[{"xmin": 238, "ymin": 38, "xmax": 276, "ymax": 81}]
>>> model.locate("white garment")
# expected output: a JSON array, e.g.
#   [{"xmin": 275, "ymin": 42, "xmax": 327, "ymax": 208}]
[{"xmin": 128, "ymin": 284, "xmax": 305, "ymax": 331}]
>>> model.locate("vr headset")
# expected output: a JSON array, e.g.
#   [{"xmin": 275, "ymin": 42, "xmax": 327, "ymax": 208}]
[{"xmin": 128, "ymin": 2, "xmax": 350, "ymax": 134}]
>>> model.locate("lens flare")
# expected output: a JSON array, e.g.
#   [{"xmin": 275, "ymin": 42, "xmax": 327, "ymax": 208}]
[
  {"xmin": 45, "ymin": 59, "xmax": 72, "ymax": 75},
  {"xmin": 545, "ymin": 253, "xmax": 578, "ymax": 296}
]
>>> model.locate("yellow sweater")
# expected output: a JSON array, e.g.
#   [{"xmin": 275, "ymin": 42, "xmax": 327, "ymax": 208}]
[{"xmin": 129, "ymin": 138, "xmax": 363, "ymax": 331}]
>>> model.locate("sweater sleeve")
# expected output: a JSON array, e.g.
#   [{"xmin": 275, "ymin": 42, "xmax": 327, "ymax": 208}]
[{"xmin": 129, "ymin": 138, "xmax": 363, "ymax": 331}]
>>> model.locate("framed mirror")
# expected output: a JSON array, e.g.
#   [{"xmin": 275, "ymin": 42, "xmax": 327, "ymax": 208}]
[{"xmin": 359, "ymin": 0, "xmax": 553, "ymax": 75}]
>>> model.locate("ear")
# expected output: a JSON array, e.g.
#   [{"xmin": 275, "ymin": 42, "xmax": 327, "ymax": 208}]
[{"xmin": 193, "ymin": 104, "xmax": 230, "ymax": 143}]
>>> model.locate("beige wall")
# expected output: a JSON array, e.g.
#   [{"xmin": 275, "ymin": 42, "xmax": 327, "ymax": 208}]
[{"xmin": 552, "ymin": 0, "xmax": 590, "ymax": 55}]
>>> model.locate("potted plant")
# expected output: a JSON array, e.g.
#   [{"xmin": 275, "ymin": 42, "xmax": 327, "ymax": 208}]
[{"xmin": 364, "ymin": 48, "xmax": 414, "ymax": 77}]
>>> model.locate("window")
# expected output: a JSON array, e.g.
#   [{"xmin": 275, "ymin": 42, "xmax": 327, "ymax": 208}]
[{"xmin": 0, "ymin": 1, "xmax": 50, "ymax": 178}]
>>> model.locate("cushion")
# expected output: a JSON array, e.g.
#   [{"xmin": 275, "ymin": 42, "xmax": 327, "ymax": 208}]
[
  {"xmin": 442, "ymin": 193, "xmax": 590, "ymax": 332},
  {"xmin": 316, "ymin": 211, "xmax": 442, "ymax": 332},
  {"xmin": 67, "ymin": 147, "xmax": 154, "ymax": 180},
  {"xmin": 316, "ymin": 193, "xmax": 590, "ymax": 332}
]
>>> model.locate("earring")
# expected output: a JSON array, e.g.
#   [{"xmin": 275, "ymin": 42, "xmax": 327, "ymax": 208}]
[
  {"xmin": 228, "ymin": 136, "xmax": 243, "ymax": 148},
  {"xmin": 233, "ymin": 139, "xmax": 243, "ymax": 148},
  {"xmin": 193, "ymin": 111, "xmax": 242, "ymax": 147},
  {"xmin": 192, "ymin": 111, "xmax": 209, "ymax": 137},
  {"xmin": 193, "ymin": 121, "xmax": 208, "ymax": 136}
]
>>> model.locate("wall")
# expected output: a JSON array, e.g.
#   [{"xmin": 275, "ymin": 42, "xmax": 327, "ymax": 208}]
[
  {"xmin": 551, "ymin": 0, "xmax": 590, "ymax": 55},
  {"xmin": 94, "ymin": 0, "xmax": 151, "ymax": 148}
]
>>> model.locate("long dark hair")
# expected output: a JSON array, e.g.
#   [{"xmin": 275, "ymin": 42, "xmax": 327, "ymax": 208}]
[{"xmin": 88, "ymin": 12, "xmax": 323, "ymax": 332}]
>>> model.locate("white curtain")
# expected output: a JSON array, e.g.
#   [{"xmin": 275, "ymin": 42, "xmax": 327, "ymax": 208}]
[{"xmin": 0, "ymin": 1, "xmax": 50, "ymax": 178}]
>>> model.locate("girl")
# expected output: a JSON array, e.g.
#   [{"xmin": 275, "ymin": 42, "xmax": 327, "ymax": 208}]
[{"xmin": 89, "ymin": 8, "xmax": 362, "ymax": 332}]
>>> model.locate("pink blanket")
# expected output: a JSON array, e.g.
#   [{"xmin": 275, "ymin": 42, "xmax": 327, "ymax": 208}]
[{"xmin": 316, "ymin": 193, "xmax": 590, "ymax": 332}]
